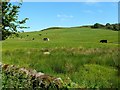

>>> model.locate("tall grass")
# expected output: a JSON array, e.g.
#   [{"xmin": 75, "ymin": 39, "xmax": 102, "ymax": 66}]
[
  {"xmin": 2, "ymin": 47, "xmax": 119, "ymax": 87},
  {"xmin": 3, "ymin": 47, "xmax": 119, "ymax": 68},
  {"xmin": 70, "ymin": 64, "xmax": 118, "ymax": 88},
  {"xmin": 2, "ymin": 27, "xmax": 119, "ymax": 88}
]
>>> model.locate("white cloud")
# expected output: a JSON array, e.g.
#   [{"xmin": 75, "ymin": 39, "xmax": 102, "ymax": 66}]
[
  {"xmin": 57, "ymin": 14, "xmax": 74, "ymax": 18},
  {"xmin": 83, "ymin": 2, "xmax": 99, "ymax": 6},
  {"xmin": 57, "ymin": 14, "xmax": 74, "ymax": 22}
]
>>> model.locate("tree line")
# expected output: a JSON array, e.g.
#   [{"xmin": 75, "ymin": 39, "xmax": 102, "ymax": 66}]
[{"xmin": 91, "ymin": 23, "xmax": 120, "ymax": 31}]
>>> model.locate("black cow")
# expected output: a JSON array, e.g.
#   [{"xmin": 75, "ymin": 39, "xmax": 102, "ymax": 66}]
[
  {"xmin": 43, "ymin": 38, "xmax": 49, "ymax": 41},
  {"xmin": 32, "ymin": 38, "xmax": 35, "ymax": 40},
  {"xmin": 100, "ymin": 40, "xmax": 107, "ymax": 43}
]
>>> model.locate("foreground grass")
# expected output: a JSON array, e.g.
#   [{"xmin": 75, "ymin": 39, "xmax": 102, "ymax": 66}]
[{"xmin": 2, "ymin": 47, "xmax": 119, "ymax": 88}]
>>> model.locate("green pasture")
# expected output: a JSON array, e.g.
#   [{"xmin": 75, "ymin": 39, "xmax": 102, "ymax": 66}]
[
  {"xmin": 2, "ymin": 27, "xmax": 119, "ymax": 88},
  {"xmin": 3, "ymin": 27, "xmax": 118, "ymax": 50}
]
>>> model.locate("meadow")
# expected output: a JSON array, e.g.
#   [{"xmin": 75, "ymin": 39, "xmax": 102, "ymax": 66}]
[{"xmin": 2, "ymin": 27, "xmax": 120, "ymax": 88}]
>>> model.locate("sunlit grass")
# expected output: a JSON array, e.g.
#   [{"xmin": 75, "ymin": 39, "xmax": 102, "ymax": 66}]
[{"xmin": 2, "ymin": 27, "xmax": 119, "ymax": 88}]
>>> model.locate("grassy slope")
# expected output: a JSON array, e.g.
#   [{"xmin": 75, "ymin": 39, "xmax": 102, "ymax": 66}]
[
  {"xmin": 3, "ymin": 27, "xmax": 118, "ymax": 50},
  {"xmin": 2, "ymin": 27, "xmax": 119, "ymax": 88}
]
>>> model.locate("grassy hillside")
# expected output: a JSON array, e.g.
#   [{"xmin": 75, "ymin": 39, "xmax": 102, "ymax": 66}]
[
  {"xmin": 2, "ymin": 27, "xmax": 119, "ymax": 88},
  {"xmin": 3, "ymin": 27, "xmax": 118, "ymax": 50}
]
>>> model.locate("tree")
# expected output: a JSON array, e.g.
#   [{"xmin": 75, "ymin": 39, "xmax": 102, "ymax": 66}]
[
  {"xmin": 112, "ymin": 24, "xmax": 119, "ymax": 31},
  {"xmin": 105, "ymin": 23, "xmax": 113, "ymax": 30},
  {"xmin": 0, "ymin": 2, "xmax": 2, "ymax": 40},
  {"xmin": 92, "ymin": 23, "xmax": 105, "ymax": 28},
  {"xmin": 1, "ymin": 1, "xmax": 29, "ymax": 40}
]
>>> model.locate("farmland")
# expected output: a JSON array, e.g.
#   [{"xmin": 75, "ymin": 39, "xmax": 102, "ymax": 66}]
[{"xmin": 2, "ymin": 27, "xmax": 119, "ymax": 88}]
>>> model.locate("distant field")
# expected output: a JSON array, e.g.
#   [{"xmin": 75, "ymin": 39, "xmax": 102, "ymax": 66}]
[
  {"xmin": 2, "ymin": 27, "xmax": 119, "ymax": 88},
  {"xmin": 3, "ymin": 27, "xmax": 118, "ymax": 50}
]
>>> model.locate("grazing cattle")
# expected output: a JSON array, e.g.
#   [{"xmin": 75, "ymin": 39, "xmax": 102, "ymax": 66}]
[
  {"xmin": 43, "ymin": 38, "xmax": 49, "ymax": 41},
  {"xmin": 32, "ymin": 38, "xmax": 35, "ymax": 40},
  {"xmin": 100, "ymin": 40, "xmax": 107, "ymax": 43}
]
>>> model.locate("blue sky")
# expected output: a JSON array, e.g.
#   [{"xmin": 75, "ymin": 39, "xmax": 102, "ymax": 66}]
[{"xmin": 16, "ymin": 2, "xmax": 118, "ymax": 32}]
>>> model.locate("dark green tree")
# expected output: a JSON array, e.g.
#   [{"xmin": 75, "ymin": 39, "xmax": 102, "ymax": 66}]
[
  {"xmin": 112, "ymin": 24, "xmax": 119, "ymax": 31},
  {"xmin": 105, "ymin": 23, "xmax": 111, "ymax": 29},
  {"xmin": 1, "ymin": 1, "xmax": 29, "ymax": 40},
  {"xmin": 92, "ymin": 23, "xmax": 105, "ymax": 28},
  {"xmin": 106, "ymin": 23, "xmax": 110, "ymax": 26}
]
